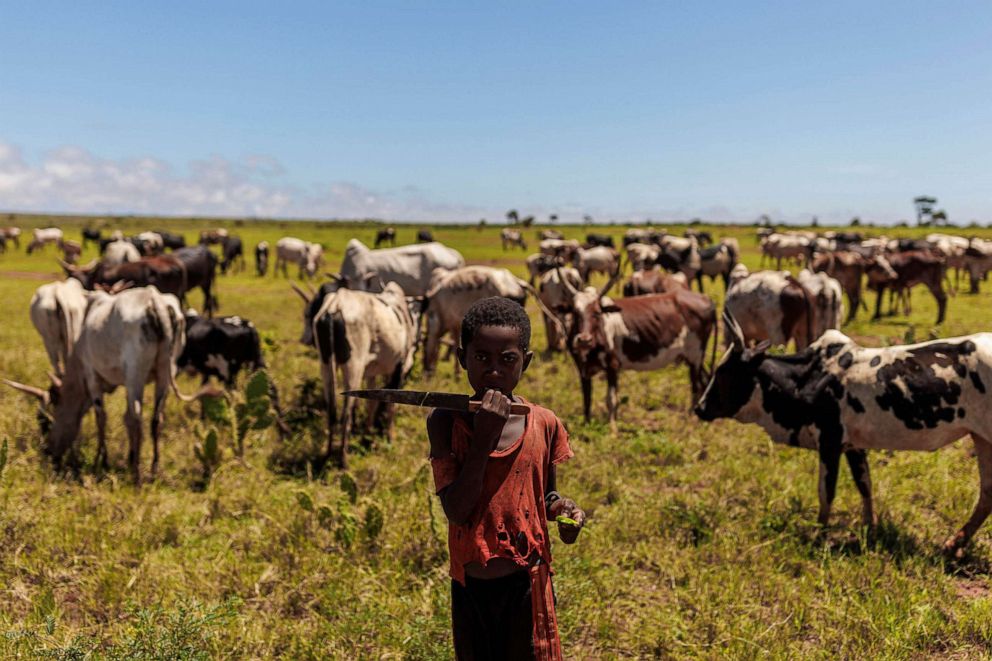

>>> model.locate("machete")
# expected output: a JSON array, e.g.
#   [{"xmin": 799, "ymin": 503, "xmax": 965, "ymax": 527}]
[{"xmin": 342, "ymin": 389, "xmax": 530, "ymax": 415}]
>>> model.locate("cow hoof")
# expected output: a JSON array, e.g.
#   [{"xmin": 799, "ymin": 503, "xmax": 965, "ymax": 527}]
[{"xmin": 942, "ymin": 532, "xmax": 968, "ymax": 559}]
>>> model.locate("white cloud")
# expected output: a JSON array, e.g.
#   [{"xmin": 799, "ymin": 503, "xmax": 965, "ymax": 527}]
[{"xmin": 0, "ymin": 140, "xmax": 916, "ymax": 225}]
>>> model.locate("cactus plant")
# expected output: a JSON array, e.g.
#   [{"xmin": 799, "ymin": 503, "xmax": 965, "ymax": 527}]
[{"xmin": 193, "ymin": 428, "xmax": 221, "ymax": 480}]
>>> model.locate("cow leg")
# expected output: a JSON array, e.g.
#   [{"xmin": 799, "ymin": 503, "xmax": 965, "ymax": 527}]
[
  {"xmin": 423, "ymin": 313, "xmax": 442, "ymax": 375},
  {"xmin": 928, "ymin": 284, "xmax": 947, "ymax": 325},
  {"xmin": 124, "ymin": 389, "xmax": 144, "ymax": 484},
  {"xmin": 944, "ymin": 435, "xmax": 992, "ymax": 557},
  {"xmin": 872, "ymin": 287, "xmax": 884, "ymax": 320},
  {"xmin": 543, "ymin": 313, "xmax": 559, "ymax": 353},
  {"xmin": 606, "ymin": 369, "xmax": 619, "ymax": 433},
  {"xmin": 581, "ymin": 376, "xmax": 592, "ymax": 422},
  {"xmin": 150, "ymin": 383, "xmax": 168, "ymax": 478},
  {"xmin": 845, "ymin": 450, "xmax": 876, "ymax": 534},
  {"xmin": 846, "ymin": 287, "xmax": 860, "ymax": 323},
  {"xmin": 338, "ymin": 363, "xmax": 365, "ymax": 468},
  {"xmin": 94, "ymin": 396, "xmax": 109, "ymax": 472},
  {"xmin": 816, "ymin": 444, "xmax": 842, "ymax": 527}
]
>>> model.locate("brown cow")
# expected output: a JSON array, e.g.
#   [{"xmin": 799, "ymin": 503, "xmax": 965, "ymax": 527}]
[
  {"xmin": 811, "ymin": 250, "xmax": 864, "ymax": 323},
  {"xmin": 556, "ymin": 270, "xmax": 717, "ymax": 429},
  {"xmin": 865, "ymin": 251, "xmax": 947, "ymax": 324}
]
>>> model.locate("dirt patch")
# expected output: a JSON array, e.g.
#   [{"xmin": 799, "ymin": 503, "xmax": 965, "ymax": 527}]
[
  {"xmin": 0, "ymin": 270, "xmax": 58, "ymax": 281},
  {"xmin": 954, "ymin": 578, "xmax": 990, "ymax": 599}
]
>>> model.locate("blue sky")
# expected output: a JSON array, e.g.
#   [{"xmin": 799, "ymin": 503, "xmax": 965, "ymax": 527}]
[{"xmin": 1, "ymin": 1, "xmax": 990, "ymax": 223}]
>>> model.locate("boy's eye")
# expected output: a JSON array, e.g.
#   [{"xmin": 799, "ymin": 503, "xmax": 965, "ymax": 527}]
[
  {"xmin": 501, "ymin": 354, "xmax": 518, "ymax": 364},
  {"xmin": 474, "ymin": 353, "xmax": 487, "ymax": 362}
]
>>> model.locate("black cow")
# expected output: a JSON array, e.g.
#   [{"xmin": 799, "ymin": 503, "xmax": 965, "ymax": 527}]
[
  {"xmin": 174, "ymin": 246, "xmax": 219, "ymax": 315},
  {"xmin": 81, "ymin": 228, "xmax": 102, "ymax": 247},
  {"xmin": 178, "ymin": 313, "xmax": 264, "ymax": 386},
  {"xmin": 220, "ymin": 235, "xmax": 245, "ymax": 274},
  {"xmin": 417, "ymin": 229, "xmax": 434, "ymax": 243},
  {"xmin": 585, "ymin": 233, "xmax": 615, "ymax": 248},
  {"xmin": 153, "ymin": 230, "xmax": 187, "ymax": 250},
  {"xmin": 375, "ymin": 227, "xmax": 396, "ymax": 248}
]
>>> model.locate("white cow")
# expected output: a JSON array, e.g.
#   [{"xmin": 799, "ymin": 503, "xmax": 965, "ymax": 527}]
[
  {"xmin": 30, "ymin": 279, "xmax": 90, "ymax": 376},
  {"xmin": 572, "ymin": 246, "xmax": 620, "ymax": 283},
  {"xmin": 725, "ymin": 265, "xmax": 816, "ymax": 350},
  {"xmin": 103, "ymin": 239, "xmax": 141, "ymax": 267},
  {"xmin": 27, "ymin": 227, "xmax": 64, "ymax": 254},
  {"xmin": 538, "ymin": 266, "xmax": 583, "ymax": 352},
  {"xmin": 275, "ymin": 237, "xmax": 324, "ymax": 278},
  {"xmin": 338, "ymin": 239, "xmax": 464, "ymax": 296},
  {"xmin": 798, "ymin": 269, "xmax": 844, "ymax": 341},
  {"xmin": 312, "ymin": 282, "xmax": 419, "ymax": 467},
  {"xmin": 6, "ymin": 286, "xmax": 214, "ymax": 482}
]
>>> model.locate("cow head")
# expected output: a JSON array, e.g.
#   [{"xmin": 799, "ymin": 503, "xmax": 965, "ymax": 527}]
[
  {"xmin": 556, "ymin": 267, "xmax": 621, "ymax": 361},
  {"xmin": 60, "ymin": 259, "xmax": 100, "ymax": 289},
  {"xmin": 694, "ymin": 309, "xmax": 770, "ymax": 421},
  {"xmin": 304, "ymin": 243, "xmax": 324, "ymax": 277},
  {"xmin": 292, "ymin": 279, "xmax": 330, "ymax": 345},
  {"xmin": 864, "ymin": 254, "xmax": 898, "ymax": 290},
  {"xmin": 4, "ymin": 372, "xmax": 88, "ymax": 470}
]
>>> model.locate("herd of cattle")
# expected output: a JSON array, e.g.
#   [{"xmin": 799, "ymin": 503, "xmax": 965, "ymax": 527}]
[{"xmin": 4, "ymin": 222, "xmax": 992, "ymax": 556}]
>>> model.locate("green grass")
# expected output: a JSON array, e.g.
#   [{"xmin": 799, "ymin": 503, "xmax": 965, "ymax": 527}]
[{"xmin": 2, "ymin": 214, "xmax": 992, "ymax": 658}]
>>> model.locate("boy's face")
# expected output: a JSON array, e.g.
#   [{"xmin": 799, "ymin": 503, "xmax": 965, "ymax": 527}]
[{"xmin": 458, "ymin": 325, "xmax": 533, "ymax": 397}]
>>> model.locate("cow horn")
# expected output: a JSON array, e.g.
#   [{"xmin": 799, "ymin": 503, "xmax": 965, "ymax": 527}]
[
  {"xmin": 324, "ymin": 272, "xmax": 343, "ymax": 283},
  {"xmin": 555, "ymin": 266, "xmax": 579, "ymax": 297},
  {"xmin": 58, "ymin": 258, "xmax": 79, "ymax": 273},
  {"xmin": 47, "ymin": 371, "xmax": 63, "ymax": 389},
  {"xmin": 3, "ymin": 379, "xmax": 50, "ymax": 405},
  {"xmin": 722, "ymin": 307, "xmax": 746, "ymax": 351},
  {"xmin": 290, "ymin": 282, "xmax": 311, "ymax": 303},
  {"xmin": 110, "ymin": 280, "xmax": 134, "ymax": 294},
  {"xmin": 598, "ymin": 269, "xmax": 622, "ymax": 299}
]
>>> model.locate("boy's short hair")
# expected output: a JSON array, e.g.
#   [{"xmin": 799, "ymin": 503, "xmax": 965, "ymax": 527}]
[{"xmin": 460, "ymin": 297, "xmax": 531, "ymax": 351}]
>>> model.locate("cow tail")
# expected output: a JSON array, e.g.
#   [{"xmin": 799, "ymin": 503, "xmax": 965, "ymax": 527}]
[
  {"xmin": 801, "ymin": 281, "xmax": 815, "ymax": 347},
  {"xmin": 520, "ymin": 280, "xmax": 566, "ymax": 340},
  {"xmin": 707, "ymin": 304, "xmax": 718, "ymax": 379},
  {"xmin": 162, "ymin": 301, "xmax": 222, "ymax": 402},
  {"xmin": 54, "ymin": 296, "xmax": 71, "ymax": 364}
]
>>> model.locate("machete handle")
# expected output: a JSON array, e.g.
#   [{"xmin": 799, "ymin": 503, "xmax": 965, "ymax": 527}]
[{"xmin": 468, "ymin": 401, "xmax": 531, "ymax": 415}]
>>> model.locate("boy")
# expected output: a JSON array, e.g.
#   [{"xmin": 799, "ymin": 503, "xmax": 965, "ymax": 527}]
[{"xmin": 427, "ymin": 296, "xmax": 586, "ymax": 661}]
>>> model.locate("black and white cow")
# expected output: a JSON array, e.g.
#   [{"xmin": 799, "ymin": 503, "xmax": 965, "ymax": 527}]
[
  {"xmin": 695, "ymin": 310, "xmax": 992, "ymax": 557},
  {"xmin": 255, "ymin": 241, "xmax": 269, "ymax": 276},
  {"xmin": 177, "ymin": 312, "xmax": 265, "ymax": 386}
]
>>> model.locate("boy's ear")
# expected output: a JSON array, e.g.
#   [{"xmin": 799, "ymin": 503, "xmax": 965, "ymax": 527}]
[
  {"xmin": 457, "ymin": 346, "xmax": 467, "ymax": 369},
  {"xmin": 522, "ymin": 350, "xmax": 534, "ymax": 373}
]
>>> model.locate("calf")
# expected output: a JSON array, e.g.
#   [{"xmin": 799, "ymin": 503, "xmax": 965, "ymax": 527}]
[
  {"xmin": 27, "ymin": 227, "xmax": 64, "ymax": 254},
  {"xmin": 695, "ymin": 313, "xmax": 992, "ymax": 557},
  {"xmin": 312, "ymin": 282, "xmax": 420, "ymax": 467},
  {"xmin": 255, "ymin": 241, "xmax": 269, "ymax": 276},
  {"xmin": 865, "ymin": 251, "xmax": 947, "ymax": 324},
  {"xmin": 220, "ymin": 235, "xmax": 245, "ymax": 274},
  {"xmin": 557, "ymin": 270, "xmax": 717, "ymax": 428},
  {"xmin": 500, "ymin": 228, "xmax": 528, "ymax": 251},
  {"xmin": 5, "ymin": 287, "xmax": 215, "ymax": 482},
  {"xmin": 177, "ymin": 312, "xmax": 264, "ymax": 386},
  {"xmin": 811, "ymin": 251, "xmax": 864, "ymax": 323},
  {"xmin": 374, "ymin": 227, "xmax": 396, "ymax": 248},
  {"xmin": 724, "ymin": 265, "xmax": 816, "ymax": 350},
  {"xmin": 623, "ymin": 268, "xmax": 688, "ymax": 297}
]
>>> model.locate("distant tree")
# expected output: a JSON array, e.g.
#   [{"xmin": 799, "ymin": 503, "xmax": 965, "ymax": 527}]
[
  {"xmin": 689, "ymin": 217, "xmax": 702, "ymax": 226},
  {"xmin": 757, "ymin": 214, "xmax": 772, "ymax": 227},
  {"xmin": 521, "ymin": 215, "xmax": 535, "ymax": 228},
  {"xmin": 549, "ymin": 214, "xmax": 558, "ymax": 224},
  {"xmin": 811, "ymin": 216, "xmax": 819, "ymax": 227},
  {"xmin": 931, "ymin": 209, "xmax": 948, "ymax": 227},
  {"xmin": 894, "ymin": 221, "xmax": 908, "ymax": 228},
  {"xmin": 478, "ymin": 218, "xmax": 487, "ymax": 231},
  {"xmin": 914, "ymin": 196, "xmax": 937, "ymax": 226},
  {"xmin": 850, "ymin": 216, "xmax": 862, "ymax": 227},
  {"xmin": 583, "ymin": 214, "xmax": 593, "ymax": 225},
  {"xmin": 506, "ymin": 209, "xmax": 519, "ymax": 225}
]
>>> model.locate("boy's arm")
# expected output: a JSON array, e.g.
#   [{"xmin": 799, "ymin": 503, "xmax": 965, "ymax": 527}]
[{"xmin": 427, "ymin": 390, "xmax": 511, "ymax": 526}]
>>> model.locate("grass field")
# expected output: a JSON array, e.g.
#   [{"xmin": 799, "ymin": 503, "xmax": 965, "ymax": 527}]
[{"xmin": 2, "ymin": 214, "xmax": 992, "ymax": 659}]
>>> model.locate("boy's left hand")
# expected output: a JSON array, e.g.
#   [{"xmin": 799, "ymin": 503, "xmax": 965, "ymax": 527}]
[{"xmin": 551, "ymin": 498, "xmax": 586, "ymax": 544}]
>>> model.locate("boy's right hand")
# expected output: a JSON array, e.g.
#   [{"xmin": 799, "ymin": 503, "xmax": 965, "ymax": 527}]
[{"xmin": 473, "ymin": 389, "xmax": 511, "ymax": 454}]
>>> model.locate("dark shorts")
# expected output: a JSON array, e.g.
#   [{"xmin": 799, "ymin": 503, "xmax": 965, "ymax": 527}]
[{"xmin": 451, "ymin": 571, "xmax": 540, "ymax": 661}]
